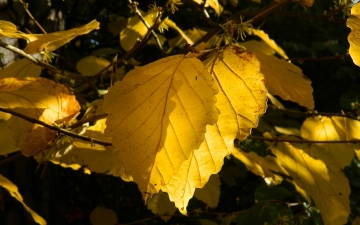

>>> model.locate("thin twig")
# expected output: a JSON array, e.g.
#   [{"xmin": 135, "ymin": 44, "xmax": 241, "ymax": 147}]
[
  {"xmin": 0, "ymin": 107, "xmax": 112, "ymax": 146},
  {"xmin": 128, "ymin": 0, "xmax": 163, "ymax": 51},
  {"xmin": 268, "ymin": 104, "xmax": 359, "ymax": 120},
  {"xmin": 0, "ymin": 41, "xmax": 99, "ymax": 97},
  {"xmin": 67, "ymin": 113, "xmax": 108, "ymax": 129},
  {"xmin": 0, "ymin": 152, "xmax": 23, "ymax": 167},
  {"xmin": 19, "ymin": 0, "xmax": 47, "ymax": 34},
  {"xmin": 247, "ymin": 135, "xmax": 360, "ymax": 144}
]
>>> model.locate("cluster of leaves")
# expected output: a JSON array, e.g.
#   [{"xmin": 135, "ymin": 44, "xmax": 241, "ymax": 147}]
[{"xmin": 1, "ymin": 0, "xmax": 360, "ymax": 224}]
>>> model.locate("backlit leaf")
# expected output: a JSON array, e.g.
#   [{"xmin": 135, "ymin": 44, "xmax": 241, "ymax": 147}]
[
  {"xmin": 191, "ymin": 0, "xmax": 221, "ymax": 15},
  {"xmin": 0, "ymin": 20, "xmax": 38, "ymax": 42},
  {"xmin": 0, "ymin": 174, "xmax": 46, "ymax": 225},
  {"xmin": 0, "ymin": 77, "xmax": 80, "ymax": 156},
  {"xmin": 251, "ymin": 29, "xmax": 288, "ymax": 59},
  {"xmin": 194, "ymin": 174, "xmax": 221, "ymax": 208},
  {"xmin": 76, "ymin": 56, "xmax": 111, "ymax": 76},
  {"xmin": 120, "ymin": 12, "xmax": 156, "ymax": 51},
  {"xmin": 163, "ymin": 47, "xmax": 267, "ymax": 214},
  {"xmin": 89, "ymin": 206, "xmax": 118, "ymax": 225},
  {"xmin": 254, "ymin": 51, "xmax": 314, "ymax": 109},
  {"xmin": 0, "ymin": 59, "xmax": 42, "ymax": 78},
  {"xmin": 266, "ymin": 134, "xmax": 351, "ymax": 225},
  {"xmin": 104, "ymin": 55, "xmax": 218, "ymax": 200},
  {"xmin": 301, "ymin": 116, "xmax": 354, "ymax": 168},
  {"xmin": 24, "ymin": 20, "xmax": 100, "ymax": 54},
  {"xmin": 147, "ymin": 191, "xmax": 176, "ymax": 222},
  {"xmin": 240, "ymin": 40, "xmax": 276, "ymax": 56},
  {"xmin": 347, "ymin": 3, "xmax": 360, "ymax": 67}
]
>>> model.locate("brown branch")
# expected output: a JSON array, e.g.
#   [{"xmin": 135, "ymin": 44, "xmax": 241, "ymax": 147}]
[
  {"xmin": 0, "ymin": 152, "xmax": 23, "ymax": 167},
  {"xmin": 268, "ymin": 104, "xmax": 359, "ymax": 120},
  {"xmin": 19, "ymin": 0, "xmax": 47, "ymax": 34},
  {"xmin": 247, "ymin": 135, "xmax": 360, "ymax": 144},
  {"xmin": 0, "ymin": 107, "xmax": 112, "ymax": 146},
  {"xmin": 67, "ymin": 113, "xmax": 108, "ymax": 129},
  {"xmin": 0, "ymin": 41, "xmax": 99, "ymax": 97}
]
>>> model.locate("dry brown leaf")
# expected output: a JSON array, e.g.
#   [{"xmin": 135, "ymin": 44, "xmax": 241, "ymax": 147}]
[
  {"xmin": 0, "ymin": 77, "xmax": 80, "ymax": 156},
  {"xmin": 253, "ymin": 51, "xmax": 314, "ymax": 109}
]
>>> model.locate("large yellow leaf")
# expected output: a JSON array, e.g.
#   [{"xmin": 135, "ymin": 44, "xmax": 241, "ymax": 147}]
[
  {"xmin": 162, "ymin": 48, "xmax": 267, "ymax": 214},
  {"xmin": 0, "ymin": 120, "xmax": 18, "ymax": 155},
  {"xmin": 0, "ymin": 174, "xmax": 46, "ymax": 225},
  {"xmin": 120, "ymin": 12, "xmax": 156, "ymax": 51},
  {"xmin": 0, "ymin": 59, "xmax": 42, "ymax": 78},
  {"xmin": 266, "ymin": 134, "xmax": 351, "ymax": 225},
  {"xmin": 104, "ymin": 55, "xmax": 218, "ymax": 199},
  {"xmin": 347, "ymin": 3, "xmax": 360, "ymax": 67},
  {"xmin": 254, "ymin": 51, "xmax": 314, "ymax": 109},
  {"xmin": 0, "ymin": 77, "xmax": 80, "ymax": 156},
  {"xmin": 301, "ymin": 116, "xmax": 354, "ymax": 168},
  {"xmin": 24, "ymin": 20, "xmax": 100, "ymax": 54},
  {"xmin": 240, "ymin": 40, "xmax": 276, "ymax": 56}
]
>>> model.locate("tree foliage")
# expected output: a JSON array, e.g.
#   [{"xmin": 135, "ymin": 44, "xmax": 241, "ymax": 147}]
[{"xmin": 0, "ymin": 0, "xmax": 360, "ymax": 224}]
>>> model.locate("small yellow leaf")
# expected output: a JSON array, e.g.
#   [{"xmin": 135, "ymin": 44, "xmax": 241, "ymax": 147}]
[
  {"xmin": 147, "ymin": 191, "xmax": 176, "ymax": 222},
  {"xmin": 254, "ymin": 51, "xmax": 314, "ymax": 109},
  {"xmin": 0, "ymin": 20, "xmax": 38, "ymax": 42},
  {"xmin": 0, "ymin": 174, "xmax": 46, "ymax": 225},
  {"xmin": 301, "ymin": 116, "xmax": 354, "ymax": 168},
  {"xmin": 104, "ymin": 55, "xmax": 218, "ymax": 200},
  {"xmin": 24, "ymin": 20, "xmax": 100, "ymax": 54},
  {"xmin": 89, "ymin": 206, "xmax": 118, "ymax": 225},
  {"xmin": 0, "ymin": 59, "xmax": 42, "ymax": 78},
  {"xmin": 265, "ymin": 133, "xmax": 351, "ymax": 225},
  {"xmin": 192, "ymin": 0, "xmax": 221, "ymax": 15},
  {"xmin": 163, "ymin": 47, "xmax": 267, "ymax": 214},
  {"xmin": 194, "ymin": 174, "xmax": 221, "ymax": 208},
  {"xmin": 0, "ymin": 77, "xmax": 80, "ymax": 156},
  {"xmin": 240, "ymin": 40, "xmax": 276, "ymax": 56},
  {"xmin": 120, "ymin": 12, "xmax": 156, "ymax": 51},
  {"xmin": 76, "ymin": 56, "xmax": 111, "ymax": 76},
  {"xmin": 251, "ymin": 29, "xmax": 288, "ymax": 59},
  {"xmin": 348, "ymin": 3, "xmax": 360, "ymax": 67}
]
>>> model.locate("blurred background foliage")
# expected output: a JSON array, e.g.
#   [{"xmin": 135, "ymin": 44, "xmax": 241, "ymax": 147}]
[{"xmin": 0, "ymin": 0, "xmax": 360, "ymax": 224}]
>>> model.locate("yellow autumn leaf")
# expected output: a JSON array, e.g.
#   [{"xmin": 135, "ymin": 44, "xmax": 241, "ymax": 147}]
[
  {"xmin": 251, "ymin": 29, "xmax": 288, "ymax": 59},
  {"xmin": 104, "ymin": 55, "xmax": 218, "ymax": 200},
  {"xmin": 0, "ymin": 174, "xmax": 46, "ymax": 225},
  {"xmin": 24, "ymin": 20, "xmax": 100, "ymax": 54},
  {"xmin": 120, "ymin": 12, "xmax": 156, "ymax": 51},
  {"xmin": 301, "ymin": 116, "xmax": 354, "ymax": 168},
  {"xmin": 329, "ymin": 116, "xmax": 360, "ymax": 160},
  {"xmin": 163, "ymin": 47, "xmax": 267, "ymax": 214},
  {"xmin": 0, "ymin": 120, "xmax": 18, "ymax": 155},
  {"xmin": 0, "ymin": 20, "xmax": 38, "ymax": 42},
  {"xmin": 194, "ymin": 174, "xmax": 221, "ymax": 208},
  {"xmin": 0, "ymin": 77, "xmax": 80, "ymax": 156},
  {"xmin": 147, "ymin": 191, "xmax": 177, "ymax": 222},
  {"xmin": 0, "ymin": 59, "xmax": 42, "ymax": 78},
  {"xmin": 265, "ymin": 133, "xmax": 351, "ymax": 225},
  {"xmin": 253, "ymin": 51, "xmax": 314, "ymax": 109},
  {"xmin": 192, "ymin": 0, "xmax": 221, "ymax": 15},
  {"xmin": 89, "ymin": 206, "xmax": 118, "ymax": 225},
  {"xmin": 76, "ymin": 56, "xmax": 111, "ymax": 76},
  {"xmin": 347, "ymin": 3, "xmax": 360, "ymax": 67},
  {"xmin": 240, "ymin": 40, "xmax": 276, "ymax": 56}
]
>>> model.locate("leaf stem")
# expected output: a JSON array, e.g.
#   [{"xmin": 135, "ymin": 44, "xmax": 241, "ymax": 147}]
[
  {"xmin": 0, "ymin": 107, "xmax": 112, "ymax": 146},
  {"xmin": 19, "ymin": 0, "xmax": 47, "ymax": 34}
]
